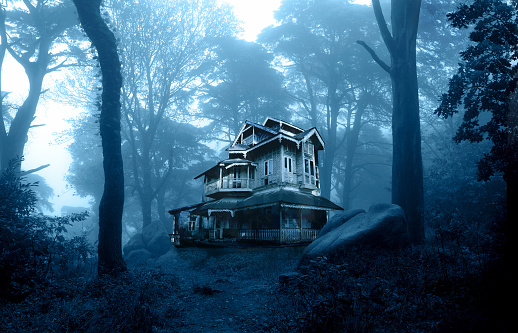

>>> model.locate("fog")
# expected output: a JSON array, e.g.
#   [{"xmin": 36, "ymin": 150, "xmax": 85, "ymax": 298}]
[{"xmin": 0, "ymin": 0, "xmax": 510, "ymax": 331}]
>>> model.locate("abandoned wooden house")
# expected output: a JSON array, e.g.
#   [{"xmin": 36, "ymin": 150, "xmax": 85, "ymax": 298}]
[{"xmin": 168, "ymin": 117, "xmax": 343, "ymax": 245}]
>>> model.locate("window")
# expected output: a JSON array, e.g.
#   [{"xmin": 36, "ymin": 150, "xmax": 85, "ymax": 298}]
[
  {"xmin": 233, "ymin": 167, "xmax": 241, "ymax": 179},
  {"xmin": 188, "ymin": 215, "xmax": 197, "ymax": 231},
  {"xmin": 310, "ymin": 160, "xmax": 315, "ymax": 176},
  {"xmin": 264, "ymin": 159, "xmax": 273, "ymax": 176},
  {"xmin": 284, "ymin": 157, "xmax": 293, "ymax": 173},
  {"xmin": 233, "ymin": 167, "xmax": 242, "ymax": 188},
  {"xmin": 249, "ymin": 167, "xmax": 255, "ymax": 180},
  {"xmin": 304, "ymin": 159, "xmax": 310, "ymax": 174},
  {"xmin": 304, "ymin": 141, "xmax": 314, "ymax": 155}
]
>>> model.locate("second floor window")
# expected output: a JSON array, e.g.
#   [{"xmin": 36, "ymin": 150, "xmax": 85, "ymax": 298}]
[
  {"xmin": 234, "ymin": 167, "xmax": 241, "ymax": 179},
  {"xmin": 264, "ymin": 159, "xmax": 273, "ymax": 176},
  {"xmin": 305, "ymin": 159, "xmax": 315, "ymax": 176},
  {"xmin": 284, "ymin": 157, "xmax": 293, "ymax": 173}
]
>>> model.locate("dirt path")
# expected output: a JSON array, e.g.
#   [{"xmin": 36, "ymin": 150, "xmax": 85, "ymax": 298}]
[{"xmin": 153, "ymin": 246, "xmax": 304, "ymax": 332}]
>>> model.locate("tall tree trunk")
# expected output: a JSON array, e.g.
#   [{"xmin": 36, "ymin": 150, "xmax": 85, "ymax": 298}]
[
  {"xmin": 0, "ymin": 7, "xmax": 7, "ymax": 167},
  {"xmin": 359, "ymin": 0, "xmax": 424, "ymax": 244},
  {"xmin": 342, "ymin": 100, "xmax": 365, "ymax": 210},
  {"xmin": 72, "ymin": 0, "xmax": 126, "ymax": 275},
  {"xmin": 1, "ymin": 73, "xmax": 45, "ymax": 171},
  {"xmin": 389, "ymin": 0, "xmax": 424, "ymax": 244},
  {"xmin": 320, "ymin": 81, "xmax": 339, "ymax": 199}
]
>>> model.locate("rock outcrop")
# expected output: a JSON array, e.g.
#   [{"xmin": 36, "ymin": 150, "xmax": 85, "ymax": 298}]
[
  {"xmin": 124, "ymin": 220, "xmax": 173, "ymax": 266},
  {"xmin": 300, "ymin": 203, "xmax": 409, "ymax": 266}
]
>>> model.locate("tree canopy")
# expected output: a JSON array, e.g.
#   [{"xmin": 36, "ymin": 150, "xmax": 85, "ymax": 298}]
[{"xmin": 436, "ymin": 0, "xmax": 518, "ymax": 183}]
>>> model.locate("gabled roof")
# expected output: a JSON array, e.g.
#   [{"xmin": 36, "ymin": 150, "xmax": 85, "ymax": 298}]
[
  {"xmin": 229, "ymin": 120, "xmax": 277, "ymax": 149},
  {"xmin": 263, "ymin": 117, "xmax": 304, "ymax": 135},
  {"xmin": 294, "ymin": 127, "xmax": 325, "ymax": 149},
  {"xmin": 197, "ymin": 118, "xmax": 326, "ymax": 180}
]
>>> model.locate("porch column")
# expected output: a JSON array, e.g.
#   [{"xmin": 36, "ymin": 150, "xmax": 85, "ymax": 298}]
[
  {"xmin": 280, "ymin": 143, "xmax": 284, "ymax": 183},
  {"xmin": 219, "ymin": 167, "xmax": 223, "ymax": 188},
  {"xmin": 279, "ymin": 204, "xmax": 283, "ymax": 244},
  {"xmin": 299, "ymin": 208, "xmax": 303, "ymax": 242},
  {"xmin": 174, "ymin": 213, "xmax": 180, "ymax": 246},
  {"xmin": 301, "ymin": 141, "xmax": 305, "ymax": 186}
]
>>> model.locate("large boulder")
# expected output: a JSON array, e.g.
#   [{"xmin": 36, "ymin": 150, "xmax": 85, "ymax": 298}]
[
  {"xmin": 142, "ymin": 220, "xmax": 172, "ymax": 257},
  {"xmin": 124, "ymin": 221, "xmax": 172, "ymax": 261},
  {"xmin": 123, "ymin": 233, "xmax": 146, "ymax": 257},
  {"xmin": 125, "ymin": 249, "xmax": 153, "ymax": 267},
  {"xmin": 318, "ymin": 208, "xmax": 365, "ymax": 238},
  {"xmin": 300, "ymin": 203, "xmax": 409, "ymax": 265}
]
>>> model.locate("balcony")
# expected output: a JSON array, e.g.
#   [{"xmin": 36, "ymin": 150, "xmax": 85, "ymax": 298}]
[{"xmin": 205, "ymin": 177, "xmax": 255, "ymax": 197}]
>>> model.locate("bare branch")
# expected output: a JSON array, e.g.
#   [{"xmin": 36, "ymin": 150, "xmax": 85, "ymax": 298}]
[
  {"xmin": 372, "ymin": 0, "xmax": 394, "ymax": 54},
  {"xmin": 356, "ymin": 40, "xmax": 391, "ymax": 74},
  {"xmin": 19, "ymin": 163, "xmax": 50, "ymax": 177}
]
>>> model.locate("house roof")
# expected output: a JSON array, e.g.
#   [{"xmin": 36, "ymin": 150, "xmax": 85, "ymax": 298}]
[
  {"xmin": 196, "ymin": 118, "xmax": 325, "ymax": 180},
  {"xmin": 194, "ymin": 158, "xmax": 255, "ymax": 179},
  {"xmin": 168, "ymin": 202, "xmax": 205, "ymax": 215},
  {"xmin": 191, "ymin": 187, "xmax": 343, "ymax": 215}
]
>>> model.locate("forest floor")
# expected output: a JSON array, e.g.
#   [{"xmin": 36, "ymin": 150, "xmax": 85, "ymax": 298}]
[
  {"xmin": 147, "ymin": 245, "xmax": 305, "ymax": 332},
  {"xmin": 0, "ymin": 242, "xmax": 508, "ymax": 332}
]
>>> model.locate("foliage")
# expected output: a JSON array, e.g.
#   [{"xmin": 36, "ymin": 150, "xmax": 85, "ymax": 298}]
[
  {"xmin": 270, "ymin": 238, "xmax": 506, "ymax": 332},
  {"xmin": 260, "ymin": 0, "xmax": 390, "ymax": 200},
  {"xmin": 0, "ymin": 269, "xmax": 179, "ymax": 333},
  {"xmin": 436, "ymin": 0, "xmax": 518, "ymax": 181},
  {"xmin": 0, "ymin": 159, "xmax": 92, "ymax": 302},
  {"xmin": 424, "ymin": 136, "xmax": 506, "ymax": 233},
  {"xmin": 200, "ymin": 36, "xmax": 289, "ymax": 141}
]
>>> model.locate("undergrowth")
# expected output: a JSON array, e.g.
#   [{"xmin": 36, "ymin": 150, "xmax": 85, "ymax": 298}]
[
  {"xmin": 0, "ymin": 269, "xmax": 180, "ymax": 333},
  {"xmin": 266, "ymin": 212, "xmax": 508, "ymax": 333}
]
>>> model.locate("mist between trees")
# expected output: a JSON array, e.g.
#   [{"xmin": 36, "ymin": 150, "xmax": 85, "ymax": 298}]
[{"xmin": 0, "ymin": 0, "xmax": 513, "ymax": 330}]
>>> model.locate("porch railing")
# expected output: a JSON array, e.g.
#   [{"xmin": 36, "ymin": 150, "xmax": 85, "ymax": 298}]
[{"xmin": 238, "ymin": 228, "xmax": 319, "ymax": 243}]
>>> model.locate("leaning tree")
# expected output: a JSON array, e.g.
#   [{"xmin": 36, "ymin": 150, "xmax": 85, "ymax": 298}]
[{"xmin": 71, "ymin": 0, "xmax": 126, "ymax": 276}]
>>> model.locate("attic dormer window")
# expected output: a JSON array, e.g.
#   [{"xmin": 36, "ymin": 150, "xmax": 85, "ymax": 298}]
[{"xmin": 304, "ymin": 141, "xmax": 314, "ymax": 155}]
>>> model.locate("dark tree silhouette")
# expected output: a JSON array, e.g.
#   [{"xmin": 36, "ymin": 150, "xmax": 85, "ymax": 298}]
[
  {"xmin": 436, "ymin": 0, "xmax": 518, "ymax": 189},
  {"xmin": 71, "ymin": 0, "xmax": 126, "ymax": 276},
  {"xmin": 0, "ymin": 1, "xmax": 80, "ymax": 173},
  {"xmin": 358, "ymin": 0, "xmax": 425, "ymax": 244}
]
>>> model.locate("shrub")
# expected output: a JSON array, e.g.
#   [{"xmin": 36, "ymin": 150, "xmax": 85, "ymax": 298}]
[{"xmin": 0, "ymin": 159, "xmax": 92, "ymax": 301}]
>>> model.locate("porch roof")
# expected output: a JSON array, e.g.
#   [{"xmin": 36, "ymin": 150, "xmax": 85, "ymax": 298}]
[{"xmin": 191, "ymin": 187, "xmax": 343, "ymax": 215}]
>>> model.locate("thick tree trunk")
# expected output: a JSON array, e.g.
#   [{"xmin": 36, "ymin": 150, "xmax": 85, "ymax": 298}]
[
  {"xmin": 0, "ymin": 8, "xmax": 7, "ymax": 168},
  {"xmin": 389, "ymin": 0, "xmax": 424, "ymax": 244},
  {"xmin": 72, "ymin": 0, "xmax": 126, "ymax": 275},
  {"xmin": 359, "ymin": 0, "xmax": 424, "ymax": 244},
  {"xmin": 1, "ymin": 76, "xmax": 44, "ymax": 171},
  {"xmin": 507, "ymin": 82, "xmax": 517, "ymax": 257}
]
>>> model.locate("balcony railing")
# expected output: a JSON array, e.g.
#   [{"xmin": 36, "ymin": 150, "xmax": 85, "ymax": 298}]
[{"xmin": 205, "ymin": 177, "xmax": 255, "ymax": 196}]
